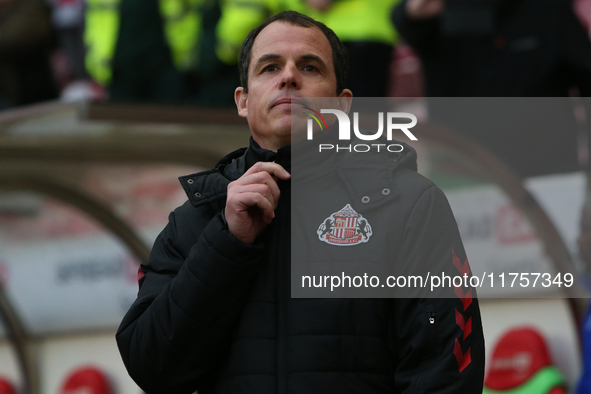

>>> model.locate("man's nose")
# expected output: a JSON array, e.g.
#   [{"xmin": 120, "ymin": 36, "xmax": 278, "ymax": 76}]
[{"xmin": 279, "ymin": 63, "xmax": 301, "ymax": 89}]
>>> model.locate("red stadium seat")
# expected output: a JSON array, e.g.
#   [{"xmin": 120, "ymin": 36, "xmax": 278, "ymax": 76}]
[
  {"xmin": 61, "ymin": 366, "xmax": 112, "ymax": 394},
  {"xmin": 484, "ymin": 327, "xmax": 566, "ymax": 394},
  {"xmin": 0, "ymin": 378, "xmax": 15, "ymax": 394}
]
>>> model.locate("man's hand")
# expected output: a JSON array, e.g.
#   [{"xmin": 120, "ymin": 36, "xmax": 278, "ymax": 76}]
[
  {"xmin": 225, "ymin": 162, "xmax": 291, "ymax": 244},
  {"xmin": 406, "ymin": 0, "xmax": 444, "ymax": 19}
]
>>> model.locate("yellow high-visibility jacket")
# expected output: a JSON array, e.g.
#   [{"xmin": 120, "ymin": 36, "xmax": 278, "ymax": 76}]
[
  {"xmin": 215, "ymin": 0, "xmax": 401, "ymax": 66},
  {"xmin": 84, "ymin": 0, "xmax": 202, "ymax": 85}
]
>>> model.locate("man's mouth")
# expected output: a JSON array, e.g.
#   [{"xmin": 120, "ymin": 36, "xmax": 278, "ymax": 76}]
[{"xmin": 272, "ymin": 97, "xmax": 306, "ymax": 108}]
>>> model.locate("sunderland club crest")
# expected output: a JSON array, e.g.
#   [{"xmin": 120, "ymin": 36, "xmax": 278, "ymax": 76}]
[{"xmin": 317, "ymin": 204, "xmax": 373, "ymax": 246}]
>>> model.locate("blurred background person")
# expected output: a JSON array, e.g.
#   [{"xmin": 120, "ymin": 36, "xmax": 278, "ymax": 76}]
[
  {"xmin": 47, "ymin": 0, "xmax": 106, "ymax": 102},
  {"xmin": 0, "ymin": 0, "xmax": 59, "ymax": 109},
  {"xmin": 391, "ymin": 0, "xmax": 591, "ymax": 176},
  {"xmin": 213, "ymin": 0, "xmax": 402, "ymax": 101},
  {"xmin": 84, "ymin": 0, "xmax": 202, "ymax": 103},
  {"xmin": 574, "ymin": 0, "xmax": 591, "ymax": 34},
  {"xmin": 310, "ymin": 0, "xmax": 402, "ymax": 96},
  {"xmin": 186, "ymin": 0, "xmax": 250, "ymax": 106},
  {"xmin": 82, "ymin": 0, "xmax": 403, "ymax": 105},
  {"xmin": 391, "ymin": 0, "xmax": 591, "ymax": 97},
  {"xmin": 47, "ymin": 0, "xmax": 87, "ymax": 90},
  {"xmin": 391, "ymin": 0, "xmax": 591, "ymax": 226}
]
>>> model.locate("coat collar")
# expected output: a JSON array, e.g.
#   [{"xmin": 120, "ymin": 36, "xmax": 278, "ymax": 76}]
[
  {"xmin": 178, "ymin": 148, "xmax": 246, "ymax": 208},
  {"xmin": 178, "ymin": 138, "xmax": 289, "ymax": 208},
  {"xmin": 178, "ymin": 135, "xmax": 418, "ymax": 208}
]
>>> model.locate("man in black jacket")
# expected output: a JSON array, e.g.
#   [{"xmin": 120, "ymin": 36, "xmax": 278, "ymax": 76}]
[
  {"xmin": 391, "ymin": 0, "xmax": 591, "ymax": 97},
  {"xmin": 116, "ymin": 11, "xmax": 485, "ymax": 394}
]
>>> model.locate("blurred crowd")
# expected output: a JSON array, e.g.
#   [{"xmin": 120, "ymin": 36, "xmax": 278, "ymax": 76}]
[
  {"xmin": 1, "ymin": 0, "xmax": 588, "ymax": 110},
  {"xmin": 0, "ymin": 0, "xmax": 403, "ymax": 108}
]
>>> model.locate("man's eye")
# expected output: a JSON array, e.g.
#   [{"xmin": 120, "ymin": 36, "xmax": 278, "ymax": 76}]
[
  {"xmin": 303, "ymin": 65, "xmax": 317, "ymax": 72},
  {"xmin": 264, "ymin": 65, "xmax": 278, "ymax": 72}
]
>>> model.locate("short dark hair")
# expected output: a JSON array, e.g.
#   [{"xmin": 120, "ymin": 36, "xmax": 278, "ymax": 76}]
[{"xmin": 238, "ymin": 11, "xmax": 349, "ymax": 94}]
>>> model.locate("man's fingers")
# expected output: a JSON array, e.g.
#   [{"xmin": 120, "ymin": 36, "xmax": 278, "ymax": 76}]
[
  {"xmin": 229, "ymin": 171, "xmax": 281, "ymax": 208},
  {"xmin": 243, "ymin": 161, "xmax": 291, "ymax": 180},
  {"xmin": 225, "ymin": 161, "xmax": 289, "ymax": 242},
  {"xmin": 232, "ymin": 191, "xmax": 276, "ymax": 223},
  {"xmin": 230, "ymin": 183, "xmax": 277, "ymax": 210}
]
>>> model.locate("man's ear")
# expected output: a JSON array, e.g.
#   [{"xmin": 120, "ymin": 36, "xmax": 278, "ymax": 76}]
[
  {"xmin": 235, "ymin": 87, "xmax": 248, "ymax": 118},
  {"xmin": 337, "ymin": 88, "xmax": 353, "ymax": 115}
]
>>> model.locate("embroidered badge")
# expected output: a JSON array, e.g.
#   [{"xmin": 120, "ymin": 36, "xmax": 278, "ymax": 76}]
[{"xmin": 317, "ymin": 204, "xmax": 373, "ymax": 246}]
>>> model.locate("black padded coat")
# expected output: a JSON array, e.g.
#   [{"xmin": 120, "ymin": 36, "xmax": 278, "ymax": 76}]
[{"xmin": 116, "ymin": 138, "xmax": 486, "ymax": 394}]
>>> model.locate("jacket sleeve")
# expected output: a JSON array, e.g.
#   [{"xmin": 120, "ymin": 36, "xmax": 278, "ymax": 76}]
[
  {"xmin": 390, "ymin": 185, "xmax": 486, "ymax": 393},
  {"xmin": 116, "ymin": 210, "xmax": 265, "ymax": 394}
]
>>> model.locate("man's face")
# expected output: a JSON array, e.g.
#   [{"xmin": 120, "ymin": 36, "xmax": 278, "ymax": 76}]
[{"xmin": 235, "ymin": 21, "xmax": 352, "ymax": 151}]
